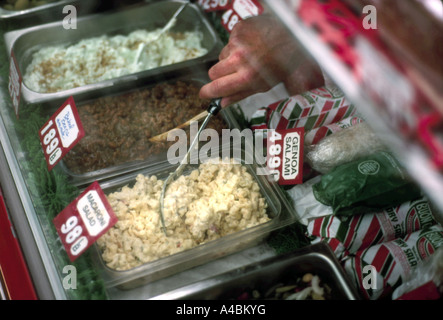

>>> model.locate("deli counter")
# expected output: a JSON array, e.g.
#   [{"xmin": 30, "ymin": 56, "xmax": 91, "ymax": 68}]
[{"xmin": 0, "ymin": 0, "xmax": 442, "ymax": 301}]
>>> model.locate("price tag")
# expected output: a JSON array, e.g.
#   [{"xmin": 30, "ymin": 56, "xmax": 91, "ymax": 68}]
[
  {"xmin": 221, "ymin": 0, "xmax": 264, "ymax": 32},
  {"xmin": 8, "ymin": 51, "xmax": 21, "ymax": 117},
  {"xmin": 266, "ymin": 127, "xmax": 304, "ymax": 185},
  {"xmin": 197, "ymin": 0, "xmax": 231, "ymax": 12},
  {"xmin": 39, "ymin": 96, "xmax": 84, "ymax": 171},
  {"xmin": 53, "ymin": 181, "xmax": 118, "ymax": 262},
  {"xmin": 232, "ymin": 0, "xmax": 263, "ymax": 19}
]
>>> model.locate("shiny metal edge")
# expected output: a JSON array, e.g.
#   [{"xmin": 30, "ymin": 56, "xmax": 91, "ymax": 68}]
[
  {"xmin": 91, "ymin": 143, "xmax": 297, "ymax": 289},
  {"xmin": 0, "ymin": 99, "xmax": 66, "ymax": 299},
  {"xmin": 149, "ymin": 243, "xmax": 360, "ymax": 300},
  {"xmin": 0, "ymin": 0, "xmax": 69, "ymax": 20},
  {"xmin": 3, "ymin": 1, "xmax": 223, "ymax": 106}
]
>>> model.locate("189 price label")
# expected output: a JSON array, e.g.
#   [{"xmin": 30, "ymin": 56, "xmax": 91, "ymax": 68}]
[
  {"xmin": 39, "ymin": 96, "xmax": 84, "ymax": 171},
  {"xmin": 40, "ymin": 119, "xmax": 63, "ymax": 167}
]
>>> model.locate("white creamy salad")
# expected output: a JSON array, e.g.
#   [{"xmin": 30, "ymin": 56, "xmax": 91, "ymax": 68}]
[{"xmin": 23, "ymin": 28, "xmax": 207, "ymax": 93}]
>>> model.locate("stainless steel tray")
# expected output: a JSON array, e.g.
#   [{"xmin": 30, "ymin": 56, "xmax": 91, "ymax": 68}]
[
  {"xmin": 58, "ymin": 71, "xmax": 239, "ymax": 187},
  {"xmin": 3, "ymin": 0, "xmax": 223, "ymax": 106},
  {"xmin": 92, "ymin": 143, "xmax": 300, "ymax": 290},
  {"xmin": 0, "ymin": 0, "xmax": 102, "ymax": 21},
  {"xmin": 150, "ymin": 242, "xmax": 361, "ymax": 300}
]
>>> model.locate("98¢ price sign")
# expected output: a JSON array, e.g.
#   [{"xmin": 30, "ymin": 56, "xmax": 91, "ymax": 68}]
[
  {"xmin": 39, "ymin": 96, "xmax": 84, "ymax": 171},
  {"xmin": 53, "ymin": 181, "xmax": 118, "ymax": 262}
]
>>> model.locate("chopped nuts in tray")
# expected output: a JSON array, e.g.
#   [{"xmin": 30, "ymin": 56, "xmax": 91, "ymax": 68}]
[{"xmin": 63, "ymin": 81, "xmax": 226, "ymax": 175}]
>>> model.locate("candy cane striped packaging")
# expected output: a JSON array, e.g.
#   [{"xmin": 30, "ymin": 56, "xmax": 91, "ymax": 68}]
[
  {"xmin": 250, "ymin": 86, "xmax": 356, "ymax": 133},
  {"xmin": 310, "ymin": 235, "xmax": 349, "ymax": 260},
  {"xmin": 343, "ymin": 224, "xmax": 443, "ymax": 300},
  {"xmin": 392, "ymin": 247, "xmax": 443, "ymax": 300},
  {"xmin": 307, "ymin": 197, "xmax": 438, "ymax": 259}
]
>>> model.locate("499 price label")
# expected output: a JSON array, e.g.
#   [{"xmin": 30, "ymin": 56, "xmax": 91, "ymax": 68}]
[
  {"xmin": 39, "ymin": 96, "xmax": 84, "ymax": 171},
  {"xmin": 266, "ymin": 127, "xmax": 304, "ymax": 185},
  {"xmin": 53, "ymin": 181, "xmax": 118, "ymax": 262}
]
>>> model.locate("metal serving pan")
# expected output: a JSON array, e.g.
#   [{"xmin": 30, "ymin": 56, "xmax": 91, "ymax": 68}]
[
  {"xmin": 150, "ymin": 242, "xmax": 361, "ymax": 300},
  {"xmin": 3, "ymin": 0, "xmax": 223, "ymax": 107},
  {"xmin": 0, "ymin": 0, "xmax": 100, "ymax": 21},
  {"xmin": 91, "ymin": 143, "xmax": 300, "ymax": 290},
  {"xmin": 58, "ymin": 71, "xmax": 239, "ymax": 187}
]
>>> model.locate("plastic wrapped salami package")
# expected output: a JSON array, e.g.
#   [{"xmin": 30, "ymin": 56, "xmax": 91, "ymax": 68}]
[
  {"xmin": 392, "ymin": 247, "xmax": 443, "ymax": 300},
  {"xmin": 286, "ymin": 176, "xmax": 333, "ymax": 225},
  {"xmin": 307, "ymin": 196, "xmax": 438, "ymax": 259},
  {"xmin": 312, "ymin": 151, "xmax": 423, "ymax": 216},
  {"xmin": 343, "ymin": 224, "xmax": 443, "ymax": 300},
  {"xmin": 304, "ymin": 115, "xmax": 363, "ymax": 145},
  {"xmin": 305, "ymin": 122, "xmax": 387, "ymax": 174}
]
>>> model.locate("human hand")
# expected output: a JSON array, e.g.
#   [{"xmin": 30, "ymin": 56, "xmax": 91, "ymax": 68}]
[{"xmin": 199, "ymin": 14, "xmax": 324, "ymax": 107}]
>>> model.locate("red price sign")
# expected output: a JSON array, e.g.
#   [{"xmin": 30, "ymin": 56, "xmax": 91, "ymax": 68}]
[
  {"xmin": 267, "ymin": 127, "xmax": 304, "ymax": 185},
  {"xmin": 53, "ymin": 181, "xmax": 118, "ymax": 262},
  {"xmin": 39, "ymin": 96, "xmax": 84, "ymax": 171},
  {"xmin": 198, "ymin": 0, "xmax": 231, "ymax": 12},
  {"xmin": 8, "ymin": 51, "xmax": 21, "ymax": 117},
  {"xmin": 221, "ymin": 0, "xmax": 264, "ymax": 32}
]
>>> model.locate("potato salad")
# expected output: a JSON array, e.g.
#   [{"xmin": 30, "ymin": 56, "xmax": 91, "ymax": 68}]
[{"xmin": 97, "ymin": 158, "xmax": 270, "ymax": 271}]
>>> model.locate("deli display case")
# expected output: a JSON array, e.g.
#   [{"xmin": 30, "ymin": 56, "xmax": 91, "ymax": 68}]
[{"xmin": 0, "ymin": 0, "xmax": 442, "ymax": 301}]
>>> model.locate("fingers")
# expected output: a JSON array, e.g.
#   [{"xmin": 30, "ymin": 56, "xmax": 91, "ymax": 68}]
[
  {"xmin": 209, "ymin": 48, "xmax": 245, "ymax": 81},
  {"xmin": 200, "ymin": 73, "xmax": 243, "ymax": 100},
  {"xmin": 200, "ymin": 72, "xmax": 268, "ymax": 108},
  {"xmin": 218, "ymin": 44, "xmax": 230, "ymax": 60}
]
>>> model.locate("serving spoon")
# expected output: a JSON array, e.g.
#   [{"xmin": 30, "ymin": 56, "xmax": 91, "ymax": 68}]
[
  {"xmin": 158, "ymin": 98, "xmax": 221, "ymax": 235},
  {"xmin": 134, "ymin": 1, "xmax": 189, "ymax": 65}
]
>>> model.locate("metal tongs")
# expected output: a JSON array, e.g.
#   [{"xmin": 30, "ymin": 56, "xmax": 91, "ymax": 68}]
[{"xmin": 159, "ymin": 98, "xmax": 222, "ymax": 235}]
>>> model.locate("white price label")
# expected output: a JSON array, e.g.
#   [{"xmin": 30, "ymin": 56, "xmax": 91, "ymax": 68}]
[
  {"xmin": 222, "ymin": 9, "xmax": 240, "ymax": 32},
  {"xmin": 53, "ymin": 181, "xmax": 118, "ymax": 262},
  {"xmin": 267, "ymin": 128, "xmax": 304, "ymax": 185},
  {"xmin": 39, "ymin": 96, "xmax": 84, "ymax": 171},
  {"xmin": 267, "ymin": 130, "xmax": 283, "ymax": 182},
  {"xmin": 56, "ymin": 103, "xmax": 80, "ymax": 148},
  {"xmin": 281, "ymin": 131, "xmax": 301, "ymax": 180},
  {"xmin": 233, "ymin": 0, "xmax": 261, "ymax": 19},
  {"xmin": 60, "ymin": 216, "xmax": 89, "ymax": 257},
  {"xmin": 221, "ymin": 0, "xmax": 263, "ymax": 33},
  {"xmin": 77, "ymin": 190, "xmax": 112, "ymax": 237},
  {"xmin": 40, "ymin": 120, "xmax": 63, "ymax": 168},
  {"xmin": 198, "ymin": 0, "xmax": 230, "ymax": 11}
]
